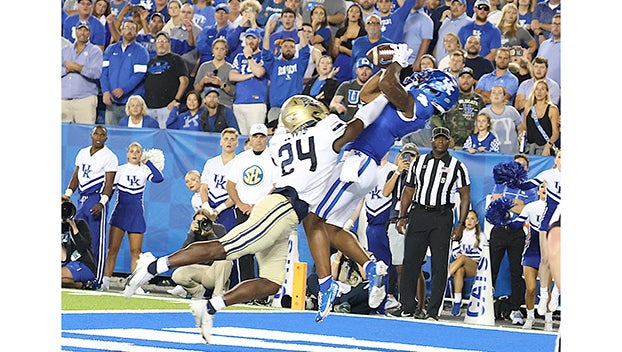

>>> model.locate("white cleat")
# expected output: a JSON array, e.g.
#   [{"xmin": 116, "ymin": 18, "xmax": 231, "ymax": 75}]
[
  {"xmin": 190, "ymin": 300, "xmax": 214, "ymax": 344},
  {"xmin": 123, "ymin": 252, "xmax": 156, "ymax": 298}
]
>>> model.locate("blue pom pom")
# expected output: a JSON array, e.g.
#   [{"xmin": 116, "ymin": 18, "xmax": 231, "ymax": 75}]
[
  {"xmin": 485, "ymin": 198, "xmax": 515, "ymax": 226},
  {"xmin": 492, "ymin": 161, "xmax": 528, "ymax": 188}
]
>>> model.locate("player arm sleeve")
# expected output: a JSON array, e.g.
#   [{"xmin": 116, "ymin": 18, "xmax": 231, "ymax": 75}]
[{"xmin": 352, "ymin": 94, "xmax": 389, "ymax": 128}]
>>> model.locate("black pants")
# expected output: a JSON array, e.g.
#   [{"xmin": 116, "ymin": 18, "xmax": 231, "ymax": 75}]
[
  {"xmin": 234, "ymin": 208, "xmax": 256, "ymax": 282},
  {"xmin": 489, "ymin": 225, "xmax": 526, "ymax": 311},
  {"xmin": 400, "ymin": 206, "xmax": 453, "ymax": 316}
]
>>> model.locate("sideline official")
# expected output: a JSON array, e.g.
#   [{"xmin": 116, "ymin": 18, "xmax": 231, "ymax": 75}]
[{"xmin": 396, "ymin": 127, "xmax": 471, "ymax": 320}]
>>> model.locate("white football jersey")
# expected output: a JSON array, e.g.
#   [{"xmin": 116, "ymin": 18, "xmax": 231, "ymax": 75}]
[
  {"xmin": 269, "ymin": 114, "xmax": 347, "ymax": 208},
  {"xmin": 201, "ymin": 155, "xmax": 235, "ymax": 205},
  {"xmin": 74, "ymin": 146, "xmax": 118, "ymax": 194}
]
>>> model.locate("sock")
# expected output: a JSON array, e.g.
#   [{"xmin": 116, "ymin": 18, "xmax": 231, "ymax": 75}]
[
  {"xmin": 156, "ymin": 256, "xmax": 170, "ymax": 274},
  {"xmin": 102, "ymin": 276, "xmax": 111, "ymax": 288},
  {"xmin": 545, "ymin": 311, "xmax": 553, "ymax": 322},
  {"xmin": 540, "ymin": 287, "xmax": 549, "ymax": 300},
  {"xmin": 454, "ymin": 293, "xmax": 462, "ymax": 304},
  {"xmin": 318, "ymin": 275, "xmax": 332, "ymax": 292},
  {"xmin": 208, "ymin": 296, "xmax": 226, "ymax": 315},
  {"xmin": 551, "ymin": 284, "xmax": 560, "ymax": 297},
  {"xmin": 527, "ymin": 309, "xmax": 535, "ymax": 319}
]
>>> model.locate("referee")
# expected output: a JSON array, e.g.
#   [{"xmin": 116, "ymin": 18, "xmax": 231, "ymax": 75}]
[{"xmin": 396, "ymin": 127, "xmax": 471, "ymax": 320}]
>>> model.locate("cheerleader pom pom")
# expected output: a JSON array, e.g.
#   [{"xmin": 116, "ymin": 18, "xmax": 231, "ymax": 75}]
[
  {"xmin": 492, "ymin": 161, "xmax": 528, "ymax": 189},
  {"xmin": 485, "ymin": 198, "xmax": 515, "ymax": 226},
  {"xmin": 141, "ymin": 148, "xmax": 165, "ymax": 171}
]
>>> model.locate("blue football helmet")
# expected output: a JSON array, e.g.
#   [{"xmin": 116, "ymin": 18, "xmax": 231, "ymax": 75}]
[{"xmin": 403, "ymin": 69, "xmax": 459, "ymax": 113}]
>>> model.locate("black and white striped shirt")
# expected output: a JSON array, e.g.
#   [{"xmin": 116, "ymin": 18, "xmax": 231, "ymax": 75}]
[{"xmin": 404, "ymin": 152, "xmax": 470, "ymax": 207}]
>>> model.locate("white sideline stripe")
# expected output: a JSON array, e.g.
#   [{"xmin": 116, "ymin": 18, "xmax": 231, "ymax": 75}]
[
  {"xmin": 62, "ymin": 337, "xmax": 203, "ymax": 352},
  {"xmin": 64, "ymin": 328, "xmax": 481, "ymax": 352}
]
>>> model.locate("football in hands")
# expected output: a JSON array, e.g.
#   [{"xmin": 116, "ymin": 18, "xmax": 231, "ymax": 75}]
[{"xmin": 366, "ymin": 44, "xmax": 395, "ymax": 68}]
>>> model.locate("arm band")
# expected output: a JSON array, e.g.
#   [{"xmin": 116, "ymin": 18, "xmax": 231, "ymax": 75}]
[
  {"xmin": 215, "ymin": 203, "xmax": 228, "ymax": 213},
  {"xmin": 202, "ymin": 202, "xmax": 214, "ymax": 213},
  {"xmin": 64, "ymin": 188, "xmax": 73, "ymax": 197},
  {"xmin": 99, "ymin": 194, "xmax": 109, "ymax": 206}
]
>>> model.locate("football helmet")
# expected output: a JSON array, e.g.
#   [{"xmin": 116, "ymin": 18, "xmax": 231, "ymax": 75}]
[
  {"xmin": 279, "ymin": 95, "xmax": 328, "ymax": 133},
  {"xmin": 403, "ymin": 69, "xmax": 459, "ymax": 113}
]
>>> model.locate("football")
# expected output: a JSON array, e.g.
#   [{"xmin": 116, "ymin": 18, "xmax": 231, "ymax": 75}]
[{"xmin": 366, "ymin": 44, "xmax": 395, "ymax": 68}]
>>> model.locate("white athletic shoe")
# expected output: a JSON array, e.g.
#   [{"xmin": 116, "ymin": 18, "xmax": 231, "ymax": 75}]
[
  {"xmin": 510, "ymin": 310, "xmax": 524, "ymax": 325},
  {"xmin": 522, "ymin": 316, "xmax": 535, "ymax": 329},
  {"xmin": 167, "ymin": 285, "xmax": 188, "ymax": 297},
  {"xmin": 190, "ymin": 300, "xmax": 214, "ymax": 343},
  {"xmin": 123, "ymin": 252, "xmax": 156, "ymax": 298},
  {"xmin": 544, "ymin": 319, "xmax": 554, "ymax": 331},
  {"xmin": 366, "ymin": 260, "xmax": 389, "ymax": 309}
]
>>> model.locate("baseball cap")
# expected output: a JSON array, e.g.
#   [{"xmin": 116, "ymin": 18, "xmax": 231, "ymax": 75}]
[
  {"xmin": 474, "ymin": 0, "xmax": 491, "ymax": 8},
  {"xmin": 458, "ymin": 67, "xmax": 474, "ymax": 78},
  {"xmin": 400, "ymin": 143, "xmax": 419, "ymax": 156},
  {"xmin": 452, "ymin": 0, "xmax": 466, "ymax": 5},
  {"xmin": 356, "ymin": 57, "xmax": 373, "ymax": 69},
  {"xmin": 215, "ymin": 3, "xmax": 230, "ymax": 13},
  {"xmin": 155, "ymin": 31, "xmax": 170, "ymax": 41},
  {"xmin": 149, "ymin": 12, "xmax": 165, "ymax": 22},
  {"xmin": 244, "ymin": 28, "xmax": 261, "ymax": 38},
  {"xmin": 366, "ymin": 14, "xmax": 381, "ymax": 24},
  {"xmin": 201, "ymin": 87, "xmax": 220, "ymax": 98},
  {"xmin": 76, "ymin": 22, "xmax": 90, "ymax": 31},
  {"xmin": 249, "ymin": 123, "xmax": 268, "ymax": 136},
  {"xmin": 431, "ymin": 127, "xmax": 451, "ymax": 140}
]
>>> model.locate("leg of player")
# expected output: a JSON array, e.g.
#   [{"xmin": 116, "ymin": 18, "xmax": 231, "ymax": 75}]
[
  {"xmin": 326, "ymin": 223, "xmax": 388, "ymax": 310},
  {"xmin": 191, "ymin": 278, "xmax": 281, "ymax": 343},
  {"xmin": 302, "ymin": 213, "xmax": 340, "ymax": 322},
  {"xmin": 123, "ymin": 241, "xmax": 227, "ymax": 298}
]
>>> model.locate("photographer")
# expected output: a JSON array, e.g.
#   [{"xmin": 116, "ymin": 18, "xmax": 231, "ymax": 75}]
[
  {"xmin": 61, "ymin": 196, "xmax": 97, "ymax": 289},
  {"xmin": 168, "ymin": 209, "xmax": 233, "ymax": 299}
]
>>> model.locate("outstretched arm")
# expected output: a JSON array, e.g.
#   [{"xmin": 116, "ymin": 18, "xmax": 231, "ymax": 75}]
[{"xmin": 378, "ymin": 62, "xmax": 414, "ymax": 117}]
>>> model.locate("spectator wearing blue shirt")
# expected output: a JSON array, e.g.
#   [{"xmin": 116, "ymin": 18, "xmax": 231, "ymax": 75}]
[
  {"xmin": 62, "ymin": 22, "xmax": 103, "ymax": 124},
  {"xmin": 530, "ymin": 0, "xmax": 560, "ymax": 43},
  {"xmin": 118, "ymin": 95, "xmax": 160, "ymax": 128},
  {"xmin": 257, "ymin": 0, "xmax": 286, "ymax": 27},
  {"xmin": 167, "ymin": 91, "xmax": 207, "ymax": 130},
  {"xmin": 475, "ymin": 47, "xmax": 518, "ymax": 105},
  {"xmin": 401, "ymin": 0, "xmax": 434, "ymax": 72},
  {"xmin": 196, "ymin": 3, "xmax": 233, "ymax": 65},
  {"xmin": 229, "ymin": 28, "xmax": 268, "ymax": 135},
  {"xmin": 268, "ymin": 7, "xmax": 300, "ymax": 56},
  {"xmin": 350, "ymin": 14, "xmax": 392, "ymax": 80},
  {"xmin": 63, "ymin": 0, "xmax": 107, "ymax": 51},
  {"xmin": 101, "ymin": 20, "xmax": 150, "ymax": 126},
  {"xmin": 193, "ymin": 0, "xmax": 216, "ymax": 29},
  {"xmin": 457, "ymin": 0, "xmax": 502, "ymax": 61},
  {"xmin": 376, "ymin": 0, "xmax": 417, "ymax": 43},
  {"xmin": 261, "ymin": 18, "xmax": 310, "ymax": 125},
  {"xmin": 199, "ymin": 87, "xmax": 240, "ymax": 132},
  {"xmin": 434, "ymin": 0, "xmax": 472, "ymax": 63},
  {"xmin": 136, "ymin": 12, "xmax": 195, "ymax": 59}
]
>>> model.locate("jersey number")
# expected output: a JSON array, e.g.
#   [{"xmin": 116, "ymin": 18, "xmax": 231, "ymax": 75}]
[{"xmin": 278, "ymin": 137, "xmax": 317, "ymax": 175}]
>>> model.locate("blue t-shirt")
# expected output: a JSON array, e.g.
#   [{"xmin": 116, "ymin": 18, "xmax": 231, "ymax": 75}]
[{"xmin": 458, "ymin": 21, "xmax": 502, "ymax": 58}]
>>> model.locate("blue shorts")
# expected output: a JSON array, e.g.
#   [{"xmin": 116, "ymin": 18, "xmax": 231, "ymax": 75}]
[{"xmin": 63, "ymin": 261, "xmax": 96, "ymax": 283}]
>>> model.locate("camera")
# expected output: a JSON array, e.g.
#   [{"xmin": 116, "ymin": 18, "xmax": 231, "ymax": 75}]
[
  {"xmin": 62, "ymin": 201, "xmax": 76, "ymax": 221},
  {"xmin": 509, "ymin": 47, "xmax": 523, "ymax": 57},
  {"xmin": 402, "ymin": 153, "xmax": 412, "ymax": 162},
  {"xmin": 194, "ymin": 217, "xmax": 213, "ymax": 235}
]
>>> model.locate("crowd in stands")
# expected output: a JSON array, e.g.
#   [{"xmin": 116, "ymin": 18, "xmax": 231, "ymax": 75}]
[{"xmin": 61, "ymin": 0, "xmax": 561, "ymax": 329}]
